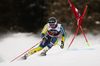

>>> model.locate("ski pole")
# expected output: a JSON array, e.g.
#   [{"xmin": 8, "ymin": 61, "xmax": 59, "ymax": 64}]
[{"xmin": 10, "ymin": 40, "xmax": 43, "ymax": 62}]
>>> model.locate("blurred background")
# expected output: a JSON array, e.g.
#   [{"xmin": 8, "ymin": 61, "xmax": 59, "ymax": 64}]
[{"xmin": 0, "ymin": 0, "xmax": 100, "ymax": 35}]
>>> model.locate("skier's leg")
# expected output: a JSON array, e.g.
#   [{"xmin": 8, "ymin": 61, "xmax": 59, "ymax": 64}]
[
  {"xmin": 22, "ymin": 46, "xmax": 43, "ymax": 60},
  {"xmin": 29, "ymin": 38, "xmax": 51, "ymax": 55},
  {"xmin": 47, "ymin": 37, "xmax": 58, "ymax": 48},
  {"xmin": 53, "ymin": 38, "xmax": 58, "ymax": 46},
  {"xmin": 29, "ymin": 46, "xmax": 43, "ymax": 55},
  {"xmin": 22, "ymin": 40, "xmax": 46, "ymax": 59},
  {"xmin": 40, "ymin": 46, "xmax": 49, "ymax": 56},
  {"xmin": 41, "ymin": 37, "xmax": 58, "ymax": 56},
  {"xmin": 23, "ymin": 36, "xmax": 51, "ymax": 59}
]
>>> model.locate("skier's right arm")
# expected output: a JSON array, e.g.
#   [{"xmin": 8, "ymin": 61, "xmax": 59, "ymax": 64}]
[{"xmin": 41, "ymin": 24, "xmax": 48, "ymax": 38}]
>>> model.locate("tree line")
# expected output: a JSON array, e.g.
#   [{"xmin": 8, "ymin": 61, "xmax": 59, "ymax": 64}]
[{"xmin": 0, "ymin": 0, "xmax": 100, "ymax": 34}]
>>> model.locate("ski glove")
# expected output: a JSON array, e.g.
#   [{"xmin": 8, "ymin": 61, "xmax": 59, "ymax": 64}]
[
  {"xmin": 60, "ymin": 41, "xmax": 64, "ymax": 49},
  {"xmin": 42, "ymin": 36, "xmax": 48, "ymax": 41}
]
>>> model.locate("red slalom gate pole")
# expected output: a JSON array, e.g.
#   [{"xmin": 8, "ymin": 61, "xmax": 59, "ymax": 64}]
[
  {"xmin": 67, "ymin": 25, "xmax": 80, "ymax": 49},
  {"xmin": 10, "ymin": 40, "xmax": 42, "ymax": 62},
  {"xmin": 80, "ymin": 26, "xmax": 89, "ymax": 46},
  {"xmin": 68, "ymin": 0, "xmax": 71, "ymax": 4},
  {"xmin": 82, "ymin": 6, "xmax": 87, "ymax": 17},
  {"xmin": 79, "ymin": 6, "xmax": 89, "ymax": 46},
  {"xmin": 67, "ymin": 4, "xmax": 89, "ymax": 49}
]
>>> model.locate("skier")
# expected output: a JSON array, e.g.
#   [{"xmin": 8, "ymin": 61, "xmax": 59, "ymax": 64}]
[{"xmin": 22, "ymin": 17, "xmax": 66, "ymax": 59}]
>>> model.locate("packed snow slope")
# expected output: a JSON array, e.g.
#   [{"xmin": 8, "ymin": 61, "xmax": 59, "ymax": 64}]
[{"xmin": 0, "ymin": 33, "xmax": 100, "ymax": 66}]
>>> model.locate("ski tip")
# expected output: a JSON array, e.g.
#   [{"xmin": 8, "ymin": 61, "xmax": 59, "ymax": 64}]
[{"xmin": 86, "ymin": 5, "xmax": 88, "ymax": 7}]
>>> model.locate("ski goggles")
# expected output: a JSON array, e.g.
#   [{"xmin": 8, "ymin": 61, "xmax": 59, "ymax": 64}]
[
  {"xmin": 49, "ymin": 21, "xmax": 56, "ymax": 26},
  {"xmin": 48, "ymin": 21, "xmax": 55, "ymax": 23},
  {"xmin": 49, "ymin": 23, "xmax": 55, "ymax": 26}
]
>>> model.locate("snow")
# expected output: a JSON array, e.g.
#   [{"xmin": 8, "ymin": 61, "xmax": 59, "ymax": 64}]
[{"xmin": 0, "ymin": 33, "xmax": 100, "ymax": 66}]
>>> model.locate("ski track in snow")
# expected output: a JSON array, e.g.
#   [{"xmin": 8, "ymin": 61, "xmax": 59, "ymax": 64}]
[{"xmin": 0, "ymin": 33, "xmax": 100, "ymax": 66}]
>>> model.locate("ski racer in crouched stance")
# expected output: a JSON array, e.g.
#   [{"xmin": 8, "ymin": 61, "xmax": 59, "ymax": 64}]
[{"xmin": 23, "ymin": 17, "xmax": 66, "ymax": 59}]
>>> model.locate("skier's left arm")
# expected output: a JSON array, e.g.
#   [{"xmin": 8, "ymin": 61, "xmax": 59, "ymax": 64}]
[{"xmin": 60, "ymin": 25, "xmax": 66, "ymax": 49}]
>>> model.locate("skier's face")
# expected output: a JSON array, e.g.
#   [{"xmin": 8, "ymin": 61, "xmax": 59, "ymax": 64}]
[
  {"xmin": 51, "ymin": 25, "xmax": 56, "ymax": 28},
  {"xmin": 49, "ymin": 21, "xmax": 56, "ymax": 28}
]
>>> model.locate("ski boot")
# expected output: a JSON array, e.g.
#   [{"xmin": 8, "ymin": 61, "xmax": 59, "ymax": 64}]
[
  {"xmin": 40, "ymin": 46, "xmax": 49, "ymax": 56},
  {"xmin": 22, "ymin": 52, "xmax": 31, "ymax": 60},
  {"xmin": 40, "ymin": 50, "xmax": 47, "ymax": 56}
]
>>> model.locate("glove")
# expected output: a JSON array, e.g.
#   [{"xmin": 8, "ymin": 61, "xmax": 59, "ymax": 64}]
[
  {"xmin": 60, "ymin": 41, "xmax": 64, "ymax": 49},
  {"xmin": 42, "ymin": 36, "xmax": 48, "ymax": 41}
]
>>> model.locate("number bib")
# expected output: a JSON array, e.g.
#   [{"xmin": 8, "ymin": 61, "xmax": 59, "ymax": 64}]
[{"xmin": 47, "ymin": 24, "xmax": 61, "ymax": 37}]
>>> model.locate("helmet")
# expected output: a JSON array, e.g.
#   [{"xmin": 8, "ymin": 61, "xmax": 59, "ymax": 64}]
[{"xmin": 48, "ymin": 17, "xmax": 57, "ymax": 26}]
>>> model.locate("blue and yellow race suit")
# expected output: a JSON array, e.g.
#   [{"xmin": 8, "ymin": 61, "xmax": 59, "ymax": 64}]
[{"xmin": 29, "ymin": 23, "xmax": 66, "ymax": 55}]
